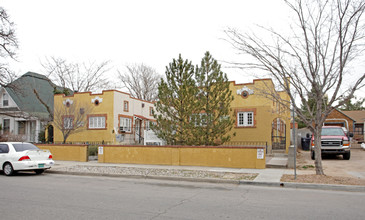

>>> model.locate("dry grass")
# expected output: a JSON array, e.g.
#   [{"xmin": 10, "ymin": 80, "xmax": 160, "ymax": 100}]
[{"xmin": 281, "ymin": 174, "xmax": 365, "ymax": 186}]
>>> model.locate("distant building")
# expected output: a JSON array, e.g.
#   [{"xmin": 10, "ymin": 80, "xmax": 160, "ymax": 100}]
[
  {"xmin": 0, "ymin": 72, "xmax": 57, "ymax": 142},
  {"xmin": 53, "ymin": 90, "xmax": 157, "ymax": 145},
  {"xmin": 342, "ymin": 110, "xmax": 365, "ymax": 142},
  {"xmin": 326, "ymin": 109, "xmax": 365, "ymax": 143},
  {"xmin": 324, "ymin": 109, "xmax": 355, "ymax": 133}
]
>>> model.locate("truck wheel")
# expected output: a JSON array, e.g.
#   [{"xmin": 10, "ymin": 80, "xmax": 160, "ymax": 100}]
[
  {"xmin": 311, "ymin": 151, "xmax": 315, "ymax": 160},
  {"xmin": 343, "ymin": 151, "xmax": 351, "ymax": 160}
]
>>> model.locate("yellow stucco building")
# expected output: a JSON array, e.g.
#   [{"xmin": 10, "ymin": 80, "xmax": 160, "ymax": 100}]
[
  {"xmin": 53, "ymin": 90, "xmax": 156, "ymax": 145},
  {"xmin": 52, "ymin": 79, "xmax": 291, "ymax": 153},
  {"xmin": 228, "ymin": 79, "xmax": 291, "ymax": 153}
]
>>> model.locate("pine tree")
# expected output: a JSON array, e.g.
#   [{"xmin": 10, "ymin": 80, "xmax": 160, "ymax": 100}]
[
  {"xmin": 153, "ymin": 55, "xmax": 199, "ymax": 145},
  {"xmin": 193, "ymin": 52, "xmax": 235, "ymax": 145},
  {"xmin": 338, "ymin": 97, "xmax": 365, "ymax": 111}
]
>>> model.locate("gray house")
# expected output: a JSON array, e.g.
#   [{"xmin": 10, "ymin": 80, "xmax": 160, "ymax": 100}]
[{"xmin": 0, "ymin": 72, "xmax": 59, "ymax": 142}]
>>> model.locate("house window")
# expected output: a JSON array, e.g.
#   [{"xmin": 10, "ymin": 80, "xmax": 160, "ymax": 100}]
[
  {"xmin": 124, "ymin": 101, "xmax": 129, "ymax": 112},
  {"xmin": 191, "ymin": 113, "xmax": 208, "ymax": 126},
  {"xmin": 237, "ymin": 112, "xmax": 254, "ymax": 127},
  {"xmin": 18, "ymin": 121, "xmax": 26, "ymax": 135},
  {"xmin": 149, "ymin": 107, "xmax": 154, "ymax": 116},
  {"xmin": 3, "ymin": 119, "xmax": 10, "ymax": 133},
  {"xmin": 241, "ymin": 91, "xmax": 249, "ymax": 99},
  {"xmin": 63, "ymin": 117, "xmax": 73, "ymax": 129},
  {"xmin": 88, "ymin": 116, "xmax": 106, "ymax": 129},
  {"xmin": 119, "ymin": 116, "xmax": 132, "ymax": 133},
  {"xmin": 355, "ymin": 124, "xmax": 364, "ymax": 135},
  {"xmin": 3, "ymin": 93, "xmax": 9, "ymax": 107}
]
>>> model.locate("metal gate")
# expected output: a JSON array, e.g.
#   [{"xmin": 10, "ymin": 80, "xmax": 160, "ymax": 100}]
[{"xmin": 272, "ymin": 118, "xmax": 286, "ymax": 150}]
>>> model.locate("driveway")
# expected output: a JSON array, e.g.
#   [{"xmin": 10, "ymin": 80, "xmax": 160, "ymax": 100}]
[{"xmin": 296, "ymin": 148, "xmax": 365, "ymax": 179}]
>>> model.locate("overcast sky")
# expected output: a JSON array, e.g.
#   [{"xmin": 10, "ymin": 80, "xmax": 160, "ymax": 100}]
[
  {"xmin": 2, "ymin": 0, "xmax": 365, "ymax": 99},
  {"xmin": 2, "ymin": 0, "xmax": 290, "ymax": 84}
]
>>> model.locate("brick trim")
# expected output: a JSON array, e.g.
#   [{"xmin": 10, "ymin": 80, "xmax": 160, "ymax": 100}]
[
  {"xmin": 234, "ymin": 108, "xmax": 257, "ymax": 128},
  {"xmin": 118, "ymin": 114, "xmax": 133, "ymax": 134},
  {"xmin": 62, "ymin": 115, "xmax": 74, "ymax": 129},
  {"xmin": 124, "ymin": 101, "xmax": 129, "ymax": 112},
  {"xmin": 100, "ymin": 145, "xmax": 265, "ymax": 149}
]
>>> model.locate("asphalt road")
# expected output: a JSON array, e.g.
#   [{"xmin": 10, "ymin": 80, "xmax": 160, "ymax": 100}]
[{"xmin": 1, "ymin": 173, "xmax": 365, "ymax": 220}]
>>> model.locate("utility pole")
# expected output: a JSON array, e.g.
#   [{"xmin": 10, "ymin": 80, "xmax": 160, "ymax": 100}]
[{"xmin": 292, "ymin": 105, "xmax": 297, "ymax": 179}]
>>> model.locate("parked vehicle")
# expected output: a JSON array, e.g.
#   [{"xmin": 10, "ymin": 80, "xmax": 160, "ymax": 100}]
[
  {"xmin": 0, "ymin": 142, "xmax": 54, "ymax": 176},
  {"xmin": 310, "ymin": 126, "xmax": 353, "ymax": 160}
]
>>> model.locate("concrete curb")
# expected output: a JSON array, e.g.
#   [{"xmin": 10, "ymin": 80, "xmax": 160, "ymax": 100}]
[
  {"xmin": 46, "ymin": 170, "xmax": 365, "ymax": 192},
  {"xmin": 239, "ymin": 180, "xmax": 365, "ymax": 192}
]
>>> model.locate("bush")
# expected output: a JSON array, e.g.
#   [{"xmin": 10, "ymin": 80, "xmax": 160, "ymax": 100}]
[{"xmin": 38, "ymin": 130, "xmax": 46, "ymax": 143}]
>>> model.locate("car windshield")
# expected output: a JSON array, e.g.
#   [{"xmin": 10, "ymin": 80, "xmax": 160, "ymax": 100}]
[
  {"xmin": 13, "ymin": 143, "xmax": 39, "ymax": 152},
  {"xmin": 321, "ymin": 128, "xmax": 345, "ymax": 136}
]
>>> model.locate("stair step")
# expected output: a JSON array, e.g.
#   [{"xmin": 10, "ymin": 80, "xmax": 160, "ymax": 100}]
[
  {"xmin": 273, "ymin": 153, "xmax": 287, "ymax": 157},
  {"xmin": 266, "ymin": 157, "xmax": 288, "ymax": 169}
]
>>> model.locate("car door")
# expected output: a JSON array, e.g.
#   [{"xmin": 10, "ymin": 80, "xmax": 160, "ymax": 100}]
[{"xmin": 0, "ymin": 144, "xmax": 10, "ymax": 170}]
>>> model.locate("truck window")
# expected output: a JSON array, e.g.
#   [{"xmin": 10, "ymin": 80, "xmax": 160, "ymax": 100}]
[{"xmin": 321, "ymin": 128, "xmax": 345, "ymax": 136}]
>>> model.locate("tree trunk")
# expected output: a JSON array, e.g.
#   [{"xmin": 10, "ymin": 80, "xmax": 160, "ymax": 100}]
[{"xmin": 313, "ymin": 129, "xmax": 324, "ymax": 175}]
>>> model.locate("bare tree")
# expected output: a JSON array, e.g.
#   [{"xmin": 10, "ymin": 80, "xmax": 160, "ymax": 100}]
[
  {"xmin": 118, "ymin": 63, "xmax": 162, "ymax": 101},
  {"xmin": 42, "ymin": 57, "xmax": 111, "ymax": 92},
  {"xmin": 0, "ymin": 6, "xmax": 18, "ymax": 87},
  {"xmin": 226, "ymin": 0, "xmax": 365, "ymax": 175},
  {"xmin": 53, "ymin": 99, "xmax": 93, "ymax": 144}
]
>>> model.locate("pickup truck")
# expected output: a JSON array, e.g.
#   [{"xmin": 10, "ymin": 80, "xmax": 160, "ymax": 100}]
[{"xmin": 311, "ymin": 126, "xmax": 353, "ymax": 160}]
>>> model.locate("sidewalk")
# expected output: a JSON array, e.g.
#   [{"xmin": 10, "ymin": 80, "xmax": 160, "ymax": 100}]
[{"xmin": 46, "ymin": 160, "xmax": 365, "ymax": 192}]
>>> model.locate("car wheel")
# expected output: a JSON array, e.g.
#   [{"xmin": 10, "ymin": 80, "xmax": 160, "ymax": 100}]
[
  {"xmin": 343, "ymin": 151, "xmax": 351, "ymax": 160},
  {"xmin": 3, "ymin": 163, "xmax": 15, "ymax": 176},
  {"xmin": 311, "ymin": 151, "xmax": 315, "ymax": 160},
  {"xmin": 34, "ymin": 169, "xmax": 45, "ymax": 175}
]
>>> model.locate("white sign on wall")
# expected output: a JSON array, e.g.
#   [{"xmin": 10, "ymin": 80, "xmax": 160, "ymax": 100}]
[
  {"xmin": 98, "ymin": 146, "xmax": 104, "ymax": 155},
  {"xmin": 257, "ymin": 149, "xmax": 264, "ymax": 159}
]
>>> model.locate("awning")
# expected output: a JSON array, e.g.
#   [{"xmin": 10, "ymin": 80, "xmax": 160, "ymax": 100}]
[{"xmin": 134, "ymin": 114, "xmax": 150, "ymax": 121}]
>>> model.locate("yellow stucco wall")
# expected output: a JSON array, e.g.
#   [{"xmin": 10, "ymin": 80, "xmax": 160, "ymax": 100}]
[
  {"xmin": 53, "ymin": 91, "xmax": 115, "ymax": 144},
  {"xmin": 98, "ymin": 145, "xmax": 266, "ymax": 169},
  {"xmin": 37, "ymin": 144, "xmax": 88, "ymax": 162},
  {"xmin": 229, "ymin": 79, "xmax": 291, "ymax": 153}
]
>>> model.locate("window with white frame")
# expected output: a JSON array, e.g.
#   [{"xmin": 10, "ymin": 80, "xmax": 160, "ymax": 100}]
[
  {"xmin": 237, "ymin": 112, "xmax": 254, "ymax": 127},
  {"xmin": 89, "ymin": 116, "xmax": 106, "ymax": 129},
  {"xmin": 63, "ymin": 117, "xmax": 73, "ymax": 129},
  {"xmin": 123, "ymin": 101, "xmax": 129, "ymax": 112},
  {"xmin": 119, "ymin": 117, "xmax": 132, "ymax": 132},
  {"xmin": 3, "ymin": 119, "xmax": 10, "ymax": 133},
  {"xmin": 2, "ymin": 93, "xmax": 9, "ymax": 107},
  {"xmin": 192, "ymin": 113, "xmax": 208, "ymax": 126}
]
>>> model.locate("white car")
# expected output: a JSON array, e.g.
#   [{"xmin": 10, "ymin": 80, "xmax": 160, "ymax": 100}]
[{"xmin": 0, "ymin": 142, "xmax": 54, "ymax": 176}]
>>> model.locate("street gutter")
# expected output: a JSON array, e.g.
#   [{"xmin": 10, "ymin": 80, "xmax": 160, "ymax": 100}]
[{"xmin": 46, "ymin": 170, "xmax": 365, "ymax": 192}]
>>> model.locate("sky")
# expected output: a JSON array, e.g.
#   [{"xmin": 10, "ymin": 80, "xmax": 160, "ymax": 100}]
[
  {"xmin": 1, "ymin": 0, "xmax": 289, "ymax": 84},
  {"xmin": 2, "ymin": 0, "xmax": 364, "ymax": 99}
]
